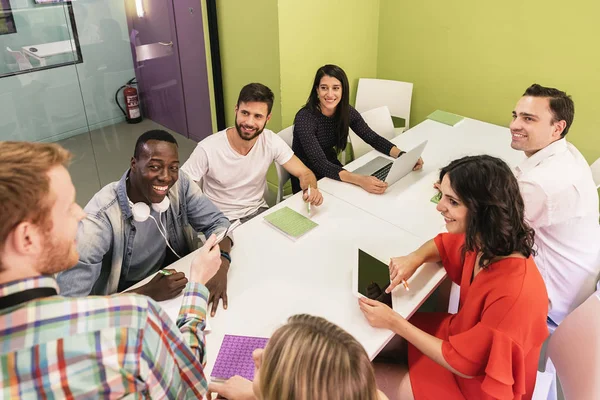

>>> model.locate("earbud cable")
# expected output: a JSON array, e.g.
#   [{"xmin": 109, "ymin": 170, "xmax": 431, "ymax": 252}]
[{"xmin": 148, "ymin": 214, "xmax": 182, "ymax": 259}]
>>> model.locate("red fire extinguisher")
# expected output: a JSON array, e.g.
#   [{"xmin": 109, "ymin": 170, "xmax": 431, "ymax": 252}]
[{"xmin": 116, "ymin": 78, "xmax": 143, "ymax": 124}]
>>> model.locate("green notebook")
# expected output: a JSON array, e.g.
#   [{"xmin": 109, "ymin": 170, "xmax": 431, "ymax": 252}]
[
  {"xmin": 264, "ymin": 206, "xmax": 318, "ymax": 240},
  {"xmin": 427, "ymin": 110, "xmax": 464, "ymax": 126}
]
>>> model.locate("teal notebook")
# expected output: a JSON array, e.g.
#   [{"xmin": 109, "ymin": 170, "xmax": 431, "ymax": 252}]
[
  {"xmin": 264, "ymin": 206, "xmax": 318, "ymax": 240},
  {"xmin": 427, "ymin": 110, "xmax": 464, "ymax": 126}
]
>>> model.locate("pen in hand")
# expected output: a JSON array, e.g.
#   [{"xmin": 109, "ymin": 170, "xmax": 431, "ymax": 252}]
[
  {"xmin": 401, "ymin": 279, "xmax": 410, "ymax": 291},
  {"xmin": 307, "ymin": 185, "xmax": 311, "ymax": 216}
]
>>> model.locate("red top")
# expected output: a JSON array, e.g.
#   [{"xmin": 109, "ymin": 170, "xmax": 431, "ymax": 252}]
[{"xmin": 408, "ymin": 233, "xmax": 549, "ymax": 400}]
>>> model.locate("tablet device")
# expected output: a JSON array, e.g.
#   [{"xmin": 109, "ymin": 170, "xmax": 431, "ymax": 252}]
[{"xmin": 353, "ymin": 249, "xmax": 390, "ymax": 299}]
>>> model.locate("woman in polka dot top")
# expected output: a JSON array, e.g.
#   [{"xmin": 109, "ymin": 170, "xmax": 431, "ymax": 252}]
[{"xmin": 291, "ymin": 64, "xmax": 423, "ymax": 195}]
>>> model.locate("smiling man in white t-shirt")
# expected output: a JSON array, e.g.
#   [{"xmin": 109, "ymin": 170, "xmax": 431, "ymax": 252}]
[{"xmin": 182, "ymin": 83, "xmax": 323, "ymax": 223}]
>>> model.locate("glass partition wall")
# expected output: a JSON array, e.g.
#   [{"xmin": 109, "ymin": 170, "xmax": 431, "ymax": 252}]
[{"xmin": 1, "ymin": 0, "xmax": 212, "ymax": 206}]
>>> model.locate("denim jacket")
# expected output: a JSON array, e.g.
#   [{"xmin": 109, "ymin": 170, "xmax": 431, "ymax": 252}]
[{"xmin": 57, "ymin": 170, "xmax": 230, "ymax": 296}]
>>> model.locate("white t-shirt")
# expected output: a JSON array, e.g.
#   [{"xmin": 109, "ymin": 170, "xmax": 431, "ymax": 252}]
[
  {"xmin": 515, "ymin": 139, "xmax": 600, "ymax": 328},
  {"xmin": 181, "ymin": 128, "xmax": 294, "ymax": 220}
]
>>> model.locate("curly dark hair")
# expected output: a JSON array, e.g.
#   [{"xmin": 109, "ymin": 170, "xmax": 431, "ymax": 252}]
[{"xmin": 439, "ymin": 155, "xmax": 536, "ymax": 268}]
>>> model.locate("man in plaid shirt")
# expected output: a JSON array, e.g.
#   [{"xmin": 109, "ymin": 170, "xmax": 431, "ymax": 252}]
[{"xmin": 0, "ymin": 141, "xmax": 222, "ymax": 398}]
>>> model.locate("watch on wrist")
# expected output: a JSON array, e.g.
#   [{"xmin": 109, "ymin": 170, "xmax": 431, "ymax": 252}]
[{"xmin": 220, "ymin": 250, "xmax": 231, "ymax": 263}]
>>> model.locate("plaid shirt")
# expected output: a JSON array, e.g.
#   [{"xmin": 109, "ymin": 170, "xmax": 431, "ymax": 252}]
[{"xmin": 0, "ymin": 276, "xmax": 209, "ymax": 399}]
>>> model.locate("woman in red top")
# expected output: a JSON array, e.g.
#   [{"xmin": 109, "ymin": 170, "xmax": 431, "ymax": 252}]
[{"xmin": 360, "ymin": 155, "xmax": 549, "ymax": 400}]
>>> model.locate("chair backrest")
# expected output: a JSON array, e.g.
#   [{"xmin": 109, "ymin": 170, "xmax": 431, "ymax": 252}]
[
  {"xmin": 349, "ymin": 106, "xmax": 395, "ymax": 160},
  {"xmin": 278, "ymin": 125, "xmax": 294, "ymax": 147},
  {"xmin": 6, "ymin": 47, "xmax": 33, "ymax": 70},
  {"xmin": 355, "ymin": 78, "xmax": 413, "ymax": 129},
  {"xmin": 547, "ymin": 292, "xmax": 600, "ymax": 399},
  {"xmin": 274, "ymin": 125, "xmax": 294, "ymax": 203},
  {"xmin": 590, "ymin": 157, "xmax": 600, "ymax": 189}
]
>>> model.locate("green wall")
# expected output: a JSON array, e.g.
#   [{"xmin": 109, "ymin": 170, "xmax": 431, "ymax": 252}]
[
  {"xmin": 377, "ymin": 0, "xmax": 600, "ymax": 164},
  {"xmin": 277, "ymin": 0, "xmax": 380, "ymax": 128},
  {"xmin": 217, "ymin": 0, "xmax": 381, "ymax": 200},
  {"xmin": 217, "ymin": 0, "xmax": 600, "ymax": 202},
  {"xmin": 217, "ymin": 0, "xmax": 382, "ymax": 131},
  {"xmin": 217, "ymin": 0, "xmax": 282, "ymax": 132}
]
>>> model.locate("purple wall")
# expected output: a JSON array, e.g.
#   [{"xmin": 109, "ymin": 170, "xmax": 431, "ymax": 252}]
[
  {"xmin": 174, "ymin": 1, "xmax": 212, "ymax": 142},
  {"xmin": 125, "ymin": 0, "xmax": 213, "ymax": 141}
]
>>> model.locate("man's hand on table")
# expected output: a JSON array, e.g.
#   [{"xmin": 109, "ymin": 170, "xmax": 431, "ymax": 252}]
[
  {"xmin": 206, "ymin": 264, "xmax": 228, "ymax": 317},
  {"xmin": 133, "ymin": 269, "xmax": 188, "ymax": 301}
]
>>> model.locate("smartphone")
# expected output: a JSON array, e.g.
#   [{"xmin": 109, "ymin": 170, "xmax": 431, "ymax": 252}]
[{"xmin": 212, "ymin": 219, "xmax": 241, "ymax": 248}]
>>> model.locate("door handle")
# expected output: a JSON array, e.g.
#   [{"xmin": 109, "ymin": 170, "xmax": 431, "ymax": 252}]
[{"xmin": 159, "ymin": 41, "xmax": 173, "ymax": 47}]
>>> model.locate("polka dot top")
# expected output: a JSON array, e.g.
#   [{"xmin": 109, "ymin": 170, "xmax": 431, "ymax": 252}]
[{"xmin": 292, "ymin": 106, "xmax": 395, "ymax": 181}]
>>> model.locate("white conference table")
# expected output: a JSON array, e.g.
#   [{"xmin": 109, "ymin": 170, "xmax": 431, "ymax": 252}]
[
  {"xmin": 22, "ymin": 39, "xmax": 76, "ymax": 66},
  {"xmin": 318, "ymin": 117, "xmax": 525, "ymax": 240},
  {"xmin": 132, "ymin": 192, "xmax": 446, "ymax": 377}
]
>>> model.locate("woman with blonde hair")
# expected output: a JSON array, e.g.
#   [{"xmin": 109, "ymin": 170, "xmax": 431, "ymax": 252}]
[{"xmin": 208, "ymin": 314, "xmax": 387, "ymax": 400}]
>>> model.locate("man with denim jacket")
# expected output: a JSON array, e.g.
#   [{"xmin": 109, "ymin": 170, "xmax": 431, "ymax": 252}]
[{"xmin": 57, "ymin": 130, "xmax": 232, "ymax": 305}]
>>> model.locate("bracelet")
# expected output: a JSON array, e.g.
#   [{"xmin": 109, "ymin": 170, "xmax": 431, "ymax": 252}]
[{"xmin": 220, "ymin": 251, "xmax": 231, "ymax": 263}]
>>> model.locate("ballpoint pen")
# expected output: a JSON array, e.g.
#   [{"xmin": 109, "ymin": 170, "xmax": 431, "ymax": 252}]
[
  {"xmin": 401, "ymin": 279, "xmax": 410, "ymax": 291},
  {"xmin": 307, "ymin": 185, "xmax": 311, "ymax": 216},
  {"xmin": 389, "ymin": 258, "xmax": 410, "ymax": 292}
]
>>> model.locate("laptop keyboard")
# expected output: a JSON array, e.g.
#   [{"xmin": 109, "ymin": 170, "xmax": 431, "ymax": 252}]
[{"xmin": 371, "ymin": 163, "xmax": 392, "ymax": 181}]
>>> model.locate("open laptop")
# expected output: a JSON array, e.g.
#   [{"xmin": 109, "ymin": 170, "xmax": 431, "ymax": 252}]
[{"xmin": 353, "ymin": 140, "xmax": 428, "ymax": 185}]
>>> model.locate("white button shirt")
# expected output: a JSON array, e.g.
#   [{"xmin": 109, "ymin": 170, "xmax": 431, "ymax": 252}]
[{"xmin": 515, "ymin": 138, "xmax": 600, "ymax": 328}]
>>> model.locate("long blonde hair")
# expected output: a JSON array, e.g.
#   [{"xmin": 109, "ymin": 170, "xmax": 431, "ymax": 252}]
[{"xmin": 258, "ymin": 314, "xmax": 379, "ymax": 400}]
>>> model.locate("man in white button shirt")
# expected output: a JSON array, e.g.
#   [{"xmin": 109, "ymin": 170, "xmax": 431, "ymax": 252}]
[
  {"xmin": 182, "ymin": 83, "xmax": 323, "ymax": 223},
  {"xmin": 510, "ymin": 83, "xmax": 600, "ymax": 332}
]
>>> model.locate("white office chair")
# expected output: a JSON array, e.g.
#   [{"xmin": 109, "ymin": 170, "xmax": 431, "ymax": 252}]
[
  {"xmin": 355, "ymin": 78, "xmax": 413, "ymax": 134},
  {"xmin": 349, "ymin": 106, "xmax": 396, "ymax": 159},
  {"xmin": 275, "ymin": 125, "xmax": 294, "ymax": 203},
  {"xmin": 590, "ymin": 157, "xmax": 600, "ymax": 189},
  {"xmin": 6, "ymin": 47, "xmax": 33, "ymax": 71},
  {"xmin": 532, "ymin": 291, "xmax": 600, "ymax": 400}
]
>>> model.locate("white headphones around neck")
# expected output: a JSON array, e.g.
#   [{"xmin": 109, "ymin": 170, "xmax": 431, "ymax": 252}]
[
  {"xmin": 130, "ymin": 196, "xmax": 181, "ymax": 259},
  {"xmin": 131, "ymin": 197, "xmax": 170, "ymax": 222}
]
